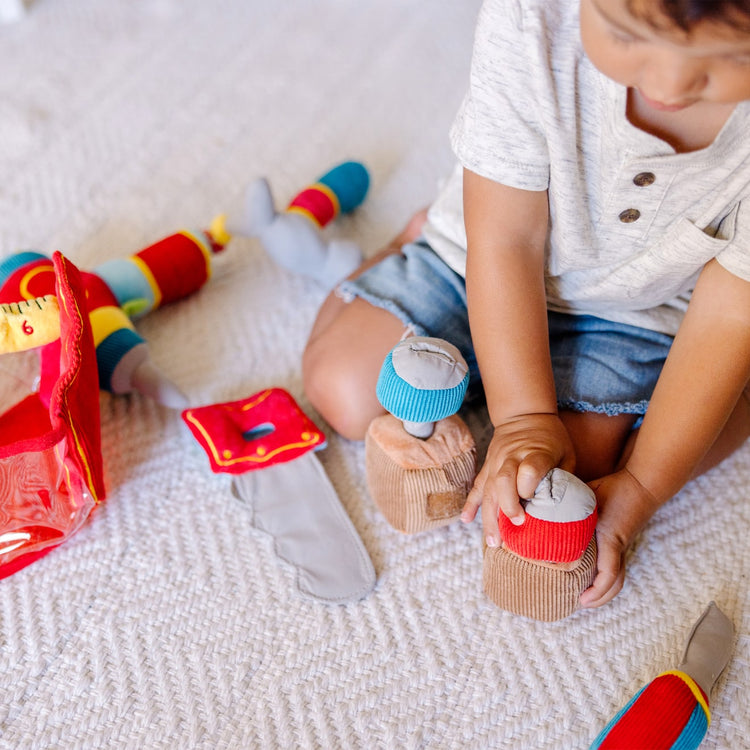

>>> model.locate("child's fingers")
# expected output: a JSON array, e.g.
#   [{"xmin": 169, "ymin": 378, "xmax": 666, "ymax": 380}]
[
  {"xmin": 516, "ymin": 453, "xmax": 558, "ymax": 499},
  {"xmin": 481, "ymin": 459, "xmax": 525, "ymax": 543},
  {"xmin": 461, "ymin": 476, "xmax": 484, "ymax": 523},
  {"xmin": 579, "ymin": 533, "xmax": 625, "ymax": 608}
]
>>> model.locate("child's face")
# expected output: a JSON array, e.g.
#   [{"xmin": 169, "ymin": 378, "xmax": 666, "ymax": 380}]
[{"xmin": 580, "ymin": 0, "xmax": 750, "ymax": 111}]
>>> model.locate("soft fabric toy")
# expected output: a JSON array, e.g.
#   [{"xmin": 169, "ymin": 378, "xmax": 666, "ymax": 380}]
[
  {"xmin": 0, "ymin": 252, "xmax": 105, "ymax": 578},
  {"xmin": 591, "ymin": 601, "xmax": 734, "ymax": 749},
  {"xmin": 365, "ymin": 337, "xmax": 476, "ymax": 534},
  {"xmin": 183, "ymin": 388, "xmax": 376, "ymax": 604},
  {"xmin": 0, "ymin": 230, "xmax": 226, "ymax": 408},
  {"xmin": 0, "ymin": 161, "xmax": 369, "ymax": 406},
  {"xmin": 483, "ymin": 469, "xmax": 598, "ymax": 621},
  {"xmin": 1, "ymin": 295, "xmax": 61, "ymax": 353},
  {"xmin": 0, "ymin": 161, "xmax": 371, "ymax": 580},
  {"xmin": 366, "ymin": 336, "xmax": 597, "ymax": 619},
  {"xmin": 215, "ymin": 160, "xmax": 369, "ymax": 289}
]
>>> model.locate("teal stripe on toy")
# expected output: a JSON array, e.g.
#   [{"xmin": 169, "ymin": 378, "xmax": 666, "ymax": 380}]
[
  {"xmin": 317, "ymin": 161, "xmax": 370, "ymax": 213},
  {"xmin": 590, "ymin": 672, "xmax": 709, "ymax": 750},
  {"xmin": 674, "ymin": 704, "xmax": 710, "ymax": 749},
  {"xmin": 376, "ymin": 349, "xmax": 468, "ymax": 423},
  {"xmin": 0, "ymin": 251, "xmax": 48, "ymax": 285},
  {"xmin": 590, "ymin": 687, "xmax": 643, "ymax": 749},
  {"xmin": 592, "ymin": 701, "xmax": 707, "ymax": 750},
  {"xmin": 96, "ymin": 327, "xmax": 145, "ymax": 391}
]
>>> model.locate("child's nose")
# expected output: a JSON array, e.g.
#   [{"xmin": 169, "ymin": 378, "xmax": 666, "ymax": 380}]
[{"xmin": 641, "ymin": 56, "xmax": 708, "ymax": 104}]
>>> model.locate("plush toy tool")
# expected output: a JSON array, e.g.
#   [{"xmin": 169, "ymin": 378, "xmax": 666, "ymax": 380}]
[
  {"xmin": 367, "ymin": 337, "xmax": 598, "ymax": 619},
  {"xmin": 216, "ymin": 160, "xmax": 370, "ymax": 289},
  {"xmin": 0, "ymin": 295, "xmax": 60, "ymax": 353},
  {"xmin": 483, "ymin": 468, "xmax": 598, "ymax": 621},
  {"xmin": 183, "ymin": 388, "xmax": 376, "ymax": 604},
  {"xmin": 591, "ymin": 601, "xmax": 734, "ymax": 749},
  {"xmin": 0, "ymin": 227, "xmax": 226, "ymax": 407},
  {"xmin": 366, "ymin": 337, "xmax": 476, "ymax": 534}
]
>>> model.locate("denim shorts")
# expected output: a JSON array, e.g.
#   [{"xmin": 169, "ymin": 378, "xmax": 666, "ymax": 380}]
[{"xmin": 337, "ymin": 240, "xmax": 674, "ymax": 418}]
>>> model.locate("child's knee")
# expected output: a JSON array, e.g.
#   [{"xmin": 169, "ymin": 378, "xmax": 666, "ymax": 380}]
[{"xmin": 302, "ymin": 338, "xmax": 381, "ymax": 441}]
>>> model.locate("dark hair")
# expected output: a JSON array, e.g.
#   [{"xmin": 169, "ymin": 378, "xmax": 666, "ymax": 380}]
[{"xmin": 628, "ymin": 0, "xmax": 750, "ymax": 32}]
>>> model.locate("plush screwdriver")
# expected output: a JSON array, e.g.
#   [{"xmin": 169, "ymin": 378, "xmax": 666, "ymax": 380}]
[{"xmin": 590, "ymin": 601, "xmax": 734, "ymax": 749}]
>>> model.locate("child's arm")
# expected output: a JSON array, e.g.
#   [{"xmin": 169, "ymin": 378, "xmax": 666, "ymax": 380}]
[
  {"xmin": 582, "ymin": 257, "xmax": 750, "ymax": 607},
  {"xmin": 460, "ymin": 168, "xmax": 576, "ymax": 546}
]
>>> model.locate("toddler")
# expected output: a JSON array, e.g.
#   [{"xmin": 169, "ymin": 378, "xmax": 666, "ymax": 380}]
[{"xmin": 303, "ymin": 0, "xmax": 750, "ymax": 607}]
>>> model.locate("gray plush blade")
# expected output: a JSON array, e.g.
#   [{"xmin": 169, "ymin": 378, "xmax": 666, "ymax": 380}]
[
  {"xmin": 232, "ymin": 454, "xmax": 376, "ymax": 604},
  {"xmin": 677, "ymin": 601, "xmax": 734, "ymax": 698}
]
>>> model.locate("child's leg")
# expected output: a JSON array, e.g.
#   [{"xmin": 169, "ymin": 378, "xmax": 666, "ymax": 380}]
[
  {"xmin": 557, "ymin": 381, "xmax": 750, "ymax": 483},
  {"xmin": 616, "ymin": 381, "xmax": 750, "ymax": 478},
  {"xmin": 560, "ymin": 411, "xmax": 638, "ymax": 480},
  {"xmin": 303, "ymin": 297, "xmax": 405, "ymax": 440},
  {"xmin": 303, "ymin": 211, "xmax": 428, "ymax": 441}
]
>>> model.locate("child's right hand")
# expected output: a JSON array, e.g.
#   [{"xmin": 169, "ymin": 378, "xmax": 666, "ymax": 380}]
[{"xmin": 460, "ymin": 412, "xmax": 575, "ymax": 547}]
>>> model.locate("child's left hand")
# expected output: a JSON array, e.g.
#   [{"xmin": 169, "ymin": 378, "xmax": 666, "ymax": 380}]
[{"xmin": 579, "ymin": 468, "xmax": 658, "ymax": 608}]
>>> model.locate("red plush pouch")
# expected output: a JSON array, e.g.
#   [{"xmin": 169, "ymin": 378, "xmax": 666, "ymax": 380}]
[{"xmin": 0, "ymin": 252, "xmax": 105, "ymax": 578}]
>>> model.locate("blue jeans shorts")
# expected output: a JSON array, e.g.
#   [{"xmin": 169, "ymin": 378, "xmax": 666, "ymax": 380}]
[{"xmin": 337, "ymin": 240, "xmax": 674, "ymax": 419}]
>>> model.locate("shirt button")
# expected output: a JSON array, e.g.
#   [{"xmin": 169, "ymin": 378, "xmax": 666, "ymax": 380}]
[
  {"xmin": 633, "ymin": 172, "xmax": 656, "ymax": 187},
  {"xmin": 619, "ymin": 208, "xmax": 641, "ymax": 223}
]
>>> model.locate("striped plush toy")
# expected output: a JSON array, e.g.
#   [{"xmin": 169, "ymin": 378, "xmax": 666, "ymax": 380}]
[
  {"xmin": 0, "ymin": 161, "xmax": 369, "ymax": 405},
  {"xmin": 216, "ymin": 160, "xmax": 370, "ymax": 289},
  {"xmin": 591, "ymin": 602, "xmax": 734, "ymax": 749},
  {"xmin": 0, "ymin": 228, "xmax": 225, "ymax": 408}
]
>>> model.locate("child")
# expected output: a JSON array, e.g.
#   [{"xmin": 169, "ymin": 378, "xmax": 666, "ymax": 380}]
[{"xmin": 302, "ymin": 0, "xmax": 750, "ymax": 608}]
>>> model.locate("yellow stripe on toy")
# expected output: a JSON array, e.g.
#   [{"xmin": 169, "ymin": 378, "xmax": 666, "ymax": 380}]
[
  {"xmin": 209, "ymin": 213, "xmax": 232, "ymax": 247},
  {"xmin": 661, "ymin": 670, "xmax": 711, "ymax": 725},
  {"xmin": 129, "ymin": 254, "xmax": 163, "ymax": 310},
  {"xmin": 89, "ymin": 305, "xmax": 136, "ymax": 348},
  {"xmin": 179, "ymin": 229, "xmax": 213, "ymax": 280},
  {"xmin": 0, "ymin": 295, "xmax": 60, "ymax": 353}
]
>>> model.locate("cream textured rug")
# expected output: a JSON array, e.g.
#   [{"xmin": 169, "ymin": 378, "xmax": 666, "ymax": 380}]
[{"xmin": 1, "ymin": 1, "xmax": 749, "ymax": 748}]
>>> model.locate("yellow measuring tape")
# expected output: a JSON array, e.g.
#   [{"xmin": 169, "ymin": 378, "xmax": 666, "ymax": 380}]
[{"xmin": 0, "ymin": 295, "xmax": 60, "ymax": 354}]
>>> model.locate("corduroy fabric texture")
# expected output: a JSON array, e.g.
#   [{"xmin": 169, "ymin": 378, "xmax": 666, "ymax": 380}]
[
  {"xmin": 590, "ymin": 671, "xmax": 709, "ymax": 750},
  {"xmin": 499, "ymin": 510, "xmax": 598, "ymax": 563},
  {"xmin": 483, "ymin": 538, "xmax": 598, "ymax": 621},
  {"xmin": 2, "ymin": 3, "xmax": 748, "ymax": 747},
  {"xmin": 365, "ymin": 413, "xmax": 476, "ymax": 534}
]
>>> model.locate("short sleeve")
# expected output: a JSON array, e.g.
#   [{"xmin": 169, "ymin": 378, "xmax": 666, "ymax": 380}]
[
  {"xmin": 450, "ymin": 0, "xmax": 550, "ymax": 191},
  {"xmin": 716, "ymin": 201, "xmax": 750, "ymax": 282}
]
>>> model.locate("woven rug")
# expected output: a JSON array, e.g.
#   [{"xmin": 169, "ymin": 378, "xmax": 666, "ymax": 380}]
[{"xmin": 1, "ymin": 1, "xmax": 748, "ymax": 748}]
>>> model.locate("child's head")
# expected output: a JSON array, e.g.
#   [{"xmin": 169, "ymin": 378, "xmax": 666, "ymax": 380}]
[{"xmin": 580, "ymin": 0, "xmax": 750, "ymax": 110}]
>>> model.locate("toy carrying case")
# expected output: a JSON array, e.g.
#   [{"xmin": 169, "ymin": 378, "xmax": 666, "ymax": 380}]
[{"xmin": 0, "ymin": 252, "xmax": 105, "ymax": 578}]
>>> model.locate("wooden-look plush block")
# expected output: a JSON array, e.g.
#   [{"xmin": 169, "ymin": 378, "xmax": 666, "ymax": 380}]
[
  {"xmin": 365, "ymin": 412, "xmax": 476, "ymax": 534},
  {"xmin": 483, "ymin": 537, "xmax": 598, "ymax": 621}
]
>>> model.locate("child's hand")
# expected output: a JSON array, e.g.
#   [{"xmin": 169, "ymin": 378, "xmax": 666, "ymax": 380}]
[
  {"xmin": 580, "ymin": 468, "xmax": 658, "ymax": 608},
  {"xmin": 461, "ymin": 412, "xmax": 575, "ymax": 547}
]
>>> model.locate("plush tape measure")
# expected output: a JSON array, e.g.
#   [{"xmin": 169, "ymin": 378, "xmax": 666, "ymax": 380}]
[{"xmin": 0, "ymin": 295, "xmax": 60, "ymax": 354}]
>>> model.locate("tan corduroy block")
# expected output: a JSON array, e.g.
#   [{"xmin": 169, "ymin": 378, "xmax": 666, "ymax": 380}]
[
  {"xmin": 365, "ymin": 413, "xmax": 477, "ymax": 534},
  {"xmin": 483, "ymin": 538, "xmax": 597, "ymax": 621}
]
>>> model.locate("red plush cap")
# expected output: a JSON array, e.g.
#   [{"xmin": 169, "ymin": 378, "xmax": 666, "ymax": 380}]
[{"xmin": 499, "ymin": 509, "xmax": 597, "ymax": 563}]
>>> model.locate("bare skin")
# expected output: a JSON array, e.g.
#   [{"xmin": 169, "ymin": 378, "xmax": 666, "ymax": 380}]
[
  {"xmin": 305, "ymin": 0, "xmax": 750, "ymax": 612},
  {"xmin": 303, "ymin": 211, "xmax": 428, "ymax": 441},
  {"xmin": 303, "ymin": 194, "xmax": 750, "ymax": 610}
]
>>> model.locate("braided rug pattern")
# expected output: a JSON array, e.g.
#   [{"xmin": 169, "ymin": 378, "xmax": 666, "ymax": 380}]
[{"xmin": 0, "ymin": 1, "xmax": 748, "ymax": 747}]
